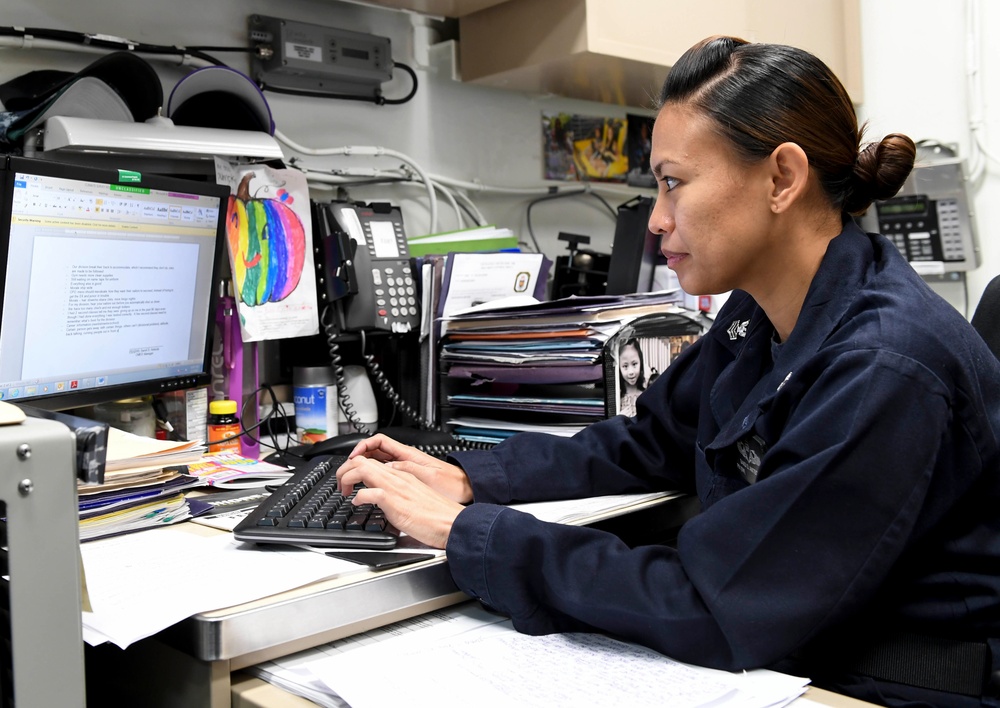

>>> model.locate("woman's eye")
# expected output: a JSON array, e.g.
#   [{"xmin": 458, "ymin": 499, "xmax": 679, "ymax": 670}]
[{"xmin": 662, "ymin": 176, "xmax": 680, "ymax": 191}]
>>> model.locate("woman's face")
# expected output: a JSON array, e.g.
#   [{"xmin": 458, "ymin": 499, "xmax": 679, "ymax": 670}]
[
  {"xmin": 647, "ymin": 103, "xmax": 777, "ymax": 296},
  {"xmin": 619, "ymin": 345, "xmax": 642, "ymax": 387}
]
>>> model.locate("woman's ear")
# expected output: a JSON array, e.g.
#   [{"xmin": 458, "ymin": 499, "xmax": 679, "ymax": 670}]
[{"xmin": 768, "ymin": 142, "xmax": 810, "ymax": 214}]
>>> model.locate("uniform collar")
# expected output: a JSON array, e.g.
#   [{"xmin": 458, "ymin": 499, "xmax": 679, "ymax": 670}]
[
  {"xmin": 706, "ymin": 220, "xmax": 875, "ymax": 449},
  {"xmin": 774, "ymin": 219, "xmax": 872, "ymax": 370},
  {"xmin": 706, "ymin": 220, "xmax": 871, "ymax": 358}
]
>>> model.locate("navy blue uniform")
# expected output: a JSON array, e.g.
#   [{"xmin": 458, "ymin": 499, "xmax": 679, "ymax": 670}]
[{"xmin": 447, "ymin": 221, "xmax": 1000, "ymax": 706}]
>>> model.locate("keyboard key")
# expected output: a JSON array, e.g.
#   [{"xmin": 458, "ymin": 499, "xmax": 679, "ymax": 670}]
[{"xmin": 346, "ymin": 512, "xmax": 369, "ymax": 531}]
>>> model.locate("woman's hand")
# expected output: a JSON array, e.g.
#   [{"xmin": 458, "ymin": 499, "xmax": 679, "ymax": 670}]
[
  {"xmin": 346, "ymin": 433, "xmax": 473, "ymax": 504},
  {"xmin": 336, "ymin": 455, "xmax": 464, "ymax": 549}
]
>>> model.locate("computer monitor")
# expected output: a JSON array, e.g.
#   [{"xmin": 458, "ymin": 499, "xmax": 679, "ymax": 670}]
[{"xmin": 0, "ymin": 156, "xmax": 228, "ymax": 411}]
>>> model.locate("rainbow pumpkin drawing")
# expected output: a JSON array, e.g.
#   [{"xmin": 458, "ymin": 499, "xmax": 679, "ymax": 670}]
[{"xmin": 227, "ymin": 173, "xmax": 306, "ymax": 306}]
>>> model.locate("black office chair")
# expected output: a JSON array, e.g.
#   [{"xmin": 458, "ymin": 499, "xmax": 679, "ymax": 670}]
[{"xmin": 971, "ymin": 274, "xmax": 1000, "ymax": 361}]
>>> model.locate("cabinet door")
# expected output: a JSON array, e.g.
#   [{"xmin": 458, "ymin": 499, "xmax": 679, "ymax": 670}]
[
  {"xmin": 361, "ymin": 0, "xmax": 509, "ymax": 16},
  {"xmin": 460, "ymin": 0, "xmax": 862, "ymax": 107}
]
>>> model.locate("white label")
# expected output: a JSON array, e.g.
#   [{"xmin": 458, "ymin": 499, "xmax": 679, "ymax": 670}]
[
  {"xmin": 285, "ymin": 42, "xmax": 322, "ymax": 62},
  {"xmin": 911, "ymin": 260, "xmax": 945, "ymax": 276}
]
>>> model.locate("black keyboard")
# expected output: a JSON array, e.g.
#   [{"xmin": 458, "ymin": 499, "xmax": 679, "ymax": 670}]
[{"xmin": 232, "ymin": 455, "xmax": 397, "ymax": 549}]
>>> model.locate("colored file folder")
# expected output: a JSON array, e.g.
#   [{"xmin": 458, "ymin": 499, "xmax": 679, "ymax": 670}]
[{"xmin": 437, "ymin": 292, "xmax": 709, "ymax": 445}]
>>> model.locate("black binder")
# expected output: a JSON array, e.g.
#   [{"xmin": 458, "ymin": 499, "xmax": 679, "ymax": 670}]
[{"xmin": 606, "ymin": 196, "xmax": 659, "ymax": 296}]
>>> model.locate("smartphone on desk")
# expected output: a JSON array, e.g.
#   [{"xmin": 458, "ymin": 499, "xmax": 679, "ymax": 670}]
[{"xmin": 326, "ymin": 550, "xmax": 437, "ymax": 570}]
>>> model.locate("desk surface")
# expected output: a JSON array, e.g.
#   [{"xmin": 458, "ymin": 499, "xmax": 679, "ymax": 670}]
[
  {"xmin": 168, "ymin": 544, "xmax": 465, "ymax": 668},
  {"xmin": 158, "ymin": 493, "xmax": 699, "ymax": 670},
  {"xmin": 83, "ymin": 493, "xmax": 708, "ymax": 707}
]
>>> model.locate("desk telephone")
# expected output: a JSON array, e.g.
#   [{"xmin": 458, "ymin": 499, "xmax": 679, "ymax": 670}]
[
  {"xmin": 311, "ymin": 199, "xmax": 425, "ymax": 431},
  {"xmin": 312, "ymin": 202, "xmax": 420, "ymax": 431},
  {"xmin": 313, "ymin": 200, "xmax": 420, "ymax": 333},
  {"xmin": 308, "ymin": 200, "xmax": 488, "ymax": 455}
]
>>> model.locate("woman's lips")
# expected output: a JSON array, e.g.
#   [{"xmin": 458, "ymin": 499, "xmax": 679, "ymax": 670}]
[{"xmin": 663, "ymin": 252, "xmax": 687, "ymax": 268}]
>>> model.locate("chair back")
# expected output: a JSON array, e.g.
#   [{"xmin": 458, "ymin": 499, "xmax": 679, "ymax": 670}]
[{"xmin": 971, "ymin": 275, "xmax": 1000, "ymax": 361}]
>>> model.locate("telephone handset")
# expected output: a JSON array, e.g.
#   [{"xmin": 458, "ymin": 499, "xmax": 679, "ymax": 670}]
[{"xmin": 314, "ymin": 200, "xmax": 419, "ymax": 334}]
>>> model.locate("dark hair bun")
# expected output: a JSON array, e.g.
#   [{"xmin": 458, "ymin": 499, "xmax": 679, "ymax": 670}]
[{"xmin": 844, "ymin": 133, "xmax": 916, "ymax": 215}]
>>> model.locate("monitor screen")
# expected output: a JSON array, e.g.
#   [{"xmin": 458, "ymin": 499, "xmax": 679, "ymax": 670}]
[{"xmin": 0, "ymin": 156, "xmax": 228, "ymax": 411}]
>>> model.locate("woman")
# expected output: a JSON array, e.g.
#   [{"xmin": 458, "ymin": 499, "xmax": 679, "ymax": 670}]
[
  {"xmin": 617, "ymin": 337, "xmax": 646, "ymax": 416},
  {"xmin": 338, "ymin": 36, "xmax": 1000, "ymax": 707}
]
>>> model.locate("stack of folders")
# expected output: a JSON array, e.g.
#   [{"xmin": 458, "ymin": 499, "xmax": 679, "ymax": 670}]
[
  {"xmin": 77, "ymin": 428, "xmax": 209, "ymax": 542},
  {"xmin": 438, "ymin": 291, "xmax": 709, "ymax": 446},
  {"xmin": 414, "ymin": 249, "xmax": 551, "ymax": 428},
  {"xmin": 407, "ymin": 224, "xmax": 519, "ymax": 258}
]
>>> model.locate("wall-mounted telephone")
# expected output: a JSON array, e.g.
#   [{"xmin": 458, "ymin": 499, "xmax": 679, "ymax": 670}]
[
  {"xmin": 858, "ymin": 154, "xmax": 980, "ymax": 274},
  {"xmin": 313, "ymin": 200, "xmax": 420, "ymax": 333}
]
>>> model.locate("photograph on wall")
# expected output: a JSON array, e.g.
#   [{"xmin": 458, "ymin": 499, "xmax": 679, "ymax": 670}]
[
  {"xmin": 542, "ymin": 112, "xmax": 578, "ymax": 181},
  {"xmin": 612, "ymin": 333, "xmax": 699, "ymax": 417},
  {"xmin": 542, "ymin": 113, "xmax": 628, "ymax": 182},
  {"xmin": 626, "ymin": 113, "xmax": 656, "ymax": 188},
  {"xmin": 573, "ymin": 115, "xmax": 628, "ymax": 182}
]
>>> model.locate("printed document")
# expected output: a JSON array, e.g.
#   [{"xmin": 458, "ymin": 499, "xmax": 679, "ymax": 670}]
[
  {"xmin": 80, "ymin": 527, "xmax": 362, "ymax": 648},
  {"xmin": 259, "ymin": 602, "xmax": 809, "ymax": 708}
]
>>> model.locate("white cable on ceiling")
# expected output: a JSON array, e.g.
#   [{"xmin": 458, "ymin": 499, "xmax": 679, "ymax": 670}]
[
  {"xmin": 966, "ymin": 0, "xmax": 1000, "ymax": 182},
  {"xmin": 275, "ymin": 129, "xmax": 439, "ymax": 234}
]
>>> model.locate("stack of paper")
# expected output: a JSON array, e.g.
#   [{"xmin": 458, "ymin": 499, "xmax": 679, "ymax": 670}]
[
  {"xmin": 104, "ymin": 427, "xmax": 207, "ymax": 471},
  {"xmin": 79, "ymin": 529, "xmax": 365, "ymax": 648},
  {"xmin": 251, "ymin": 602, "xmax": 811, "ymax": 708},
  {"xmin": 77, "ymin": 428, "xmax": 209, "ymax": 541},
  {"xmin": 183, "ymin": 450, "xmax": 293, "ymax": 489},
  {"xmin": 438, "ymin": 291, "xmax": 698, "ymax": 445}
]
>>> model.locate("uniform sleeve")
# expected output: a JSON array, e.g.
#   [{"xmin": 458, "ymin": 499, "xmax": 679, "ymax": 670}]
[
  {"xmin": 449, "ymin": 338, "xmax": 706, "ymax": 505},
  {"xmin": 446, "ymin": 349, "xmax": 966, "ymax": 671}
]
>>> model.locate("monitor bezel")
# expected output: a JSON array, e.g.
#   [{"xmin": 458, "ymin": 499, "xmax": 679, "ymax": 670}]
[{"xmin": 0, "ymin": 155, "xmax": 230, "ymax": 412}]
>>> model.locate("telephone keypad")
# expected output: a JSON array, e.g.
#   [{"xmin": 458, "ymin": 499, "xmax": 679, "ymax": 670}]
[
  {"xmin": 877, "ymin": 196, "xmax": 966, "ymax": 264},
  {"xmin": 369, "ymin": 261, "xmax": 417, "ymax": 330}
]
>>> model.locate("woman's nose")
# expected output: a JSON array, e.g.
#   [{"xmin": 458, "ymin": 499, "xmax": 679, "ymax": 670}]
[{"xmin": 648, "ymin": 197, "xmax": 672, "ymax": 236}]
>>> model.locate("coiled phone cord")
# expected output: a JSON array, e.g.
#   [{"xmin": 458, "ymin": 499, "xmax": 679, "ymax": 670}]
[{"xmin": 321, "ymin": 311, "xmax": 494, "ymax": 454}]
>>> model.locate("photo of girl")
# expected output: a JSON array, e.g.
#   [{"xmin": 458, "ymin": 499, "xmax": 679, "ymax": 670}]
[
  {"xmin": 615, "ymin": 333, "xmax": 698, "ymax": 417},
  {"xmin": 617, "ymin": 337, "xmax": 646, "ymax": 417}
]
